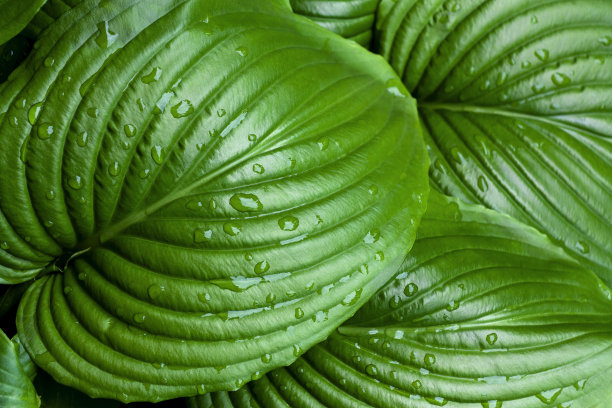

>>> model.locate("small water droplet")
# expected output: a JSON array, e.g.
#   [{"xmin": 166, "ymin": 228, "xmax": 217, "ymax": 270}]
[
  {"xmin": 368, "ymin": 184, "xmax": 378, "ymax": 195},
  {"xmin": 412, "ymin": 379, "xmax": 422, "ymax": 389},
  {"xmin": 261, "ymin": 353, "xmax": 271, "ymax": 363},
  {"xmin": 141, "ymin": 67, "xmax": 162, "ymax": 84},
  {"xmin": 95, "ymin": 21, "xmax": 119, "ymax": 48},
  {"xmin": 198, "ymin": 292, "xmax": 211, "ymax": 303},
  {"xmin": 294, "ymin": 307, "xmax": 304, "ymax": 319},
  {"xmin": 217, "ymin": 108, "xmax": 226, "ymax": 117},
  {"xmin": 479, "ymin": 79, "xmax": 491, "ymax": 91},
  {"xmin": 531, "ymin": 83, "xmax": 545, "ymax": 93},
  {"xmin": 536, "ymin": 388, "xmax": 562, "ymax": 404},
  {"xmin": 0, "ymin": 241, "xmax": 8, "ymax": 250},
  {"xmin": 37, "ymin": 123, "xmax": 54, "ymax": 140},
  {"xmin": 139, "ymin": 168, "xmax": 150, "ymax": 179},
  {"xmin": 365, "ymin": 364, "xmax": 378, "ymax": 376},
  {"xmin": 223, "ymin": 222, "xmax": 241, "ymax": 236},
  {"xmin": 46, "ymin": 190, "xmax": 55, "ymax": 200},
  {"xmin": 43, "ymin": 57, "xmax": 55, "ymax": 68},
  {"xmin": 75, "ymin": 131, "xmax": 88, "ymax": 147},
  {"xmin": 28, "ymin": 102, "xmax": 43, "ymax": 125},
  {"xmin": 147, "ymin": 284, "xmax": 164, "ymax": 299},
  {"xmin": 229, "ymin": 193, "xmax": 263, "ymax": 212},
  {"xmin": 552, "ymin": 72, "xmax": 571, "ymax": 87},
  {"xmin": 521, "ymin": 60, "xmax": 532, "ymax": 69},
  {"xmin": 403, "ymin": 283, "xmax": 418, "ymax": 296},
  {"xmin": 486, "ymin": 332, "xmax": 498, "ymax": 345},
  {"xmin": 363, "ymin": 229, "xmax": 380, "ymax": 244},
  {"xmin": 194, "ymin": 228, "xmax": 212, "ymax": 243},
  {"xmin": 87, "ymin": 107, "xmax": 99, "ymax": 118},
  {"xmin": 108, "ymin": 161, "xmax": 120, "ymax": 177},
  {"xmin": 599, "ymin": 36, "xmax": 612, "ymax": 46},
  {"xmin": 450, "ymin": 147, "xmax": 464, "ymax": 164},
  {"xmin": 171, "ymin": 100, "xmax": 194, "ymax": 118},
  {"xmin": 574, "ymin": 379, "xmax": 587, "ymax": 390},
  {"xmin": 496, "ymin": 72, "xmax": 508, "ymax": 85},
  {"xmin": 278, "ymin": 215, "xmax": 299, "ymax": 231},
  {"xmin": 252, "ymin": 163, "xmax": 264, "ymax": 174},
  {"xmin": 317, "ymin": 137, "xmax": 329, "ymax": 151},
  {"xmin": 133, "ymin": 313, "xmax": 146, "ymax": 323},
  {"xmin": 389, "ymin": 295, "xmax": 401, "ymax": 309},
  {"xmin": 477, "ymin": 176, "xmax": 489, "ymax": 192},
  {"xmin": 531, "ymin": 16, "xmax": 538, "ymax": 24},
  {"xmin": 124, "ymin": 124, "xmax": 136, "ymax": 138},
  {"xmin": 375, "ymin": 251, "xmax": 385, "ymax": 261},
  {"xmin": 534, "ymin": 49, "xmax": 549, "ymax": 62},
  {"xmin": 68, "ymin": 175, "xmax": 83, "ymax": 190},
  {"xmin": 151, "ymin": 145, "xmax": 165, "ymax": 164},
  {"xmin": 266, "ymin": 292, "xmax": 276, "ymax": 303},
  {"xmin": 575, "ymin": 240, "xmax": 590, "ymax": 254},
  {"xmin": 63, "ymin": 286, "xmax": 73, "ymax": 295},
  {"xmin": 424, "ymin": 353, "xmax": 436, "ymax": 365},
  {"xmin": 254, "ymin": 260, "xmax": 270, "ymax": 275},
  {"xmin": 293, "ymin": 344, "xmax": 302, "ymax": 356},
  {"xmin": 137, "ymin": 98, "xmax": 146, "ymax": 111},
  {"xmin": 236, "ymin": 46, "xmax": 248, "ymax": 56}
]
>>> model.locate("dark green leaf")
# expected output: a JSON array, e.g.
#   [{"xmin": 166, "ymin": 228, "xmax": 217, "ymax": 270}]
[
  {"xmin": 189, "ymin": 192, "xmax": 612, "ymax": 407},
  {"xmin": 5, "ymin": 0, "xmax": 428, "ymax": 402},
  {"xmin": 0, "ymin": 0, "xmax": 47, "ymax": 46},
  {"xmin": 0, "ymin": 330, "xmax": 39, "ymax": 407}
]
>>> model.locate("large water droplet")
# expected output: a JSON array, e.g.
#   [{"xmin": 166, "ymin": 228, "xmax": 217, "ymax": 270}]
[
  {"xmin": 403, "ymin": 283, "xmax": 418, "ymax": 296},
  {"xmin": 141, "ymin": 67, "xmax": 162, "ymax": 84},
  {"xmin": 95, "ymin": 21, "xmax": 119, "ymax": 48},
  {"xmin": 534, "ymin": 49, "xmax": 549, "ymax": 62},
  {"xmin": 124, "ymin": 124, "xmax": 136, "ymax": 137},
  {"xmin": 365, "ymin": 364, "xmax": 378, "ymax": 376},
  {"xmin": 223, "ymin": 222, "xmax": 241, "ymax": 236},
  {"xmin": 551, "ymin": 72, "xmax": 571, "ymax": 86},
  {"xmin": 194, "ymin": 228, "xmax": 212, "ymax": 243},
  {"xmin": 68, "ymin": 175, "xmax": 83, "ymax": 190},
  {"xmin": 171, "ymin": 100, "xmax": 194, "ymax": 118},
  {"xmin": 254, "ymin": 260, "xmax": 270, "ymax": 275},
  {"xmin": 147, "ymin": 284, "xmax": 164, "ymax": 299},
  {"xmin": 133, "ymin": 313, "xmax": 146, "ymax": 323},
  {"xmin": 151, "ymin": 145, "xmax": 165, "ymax": 164},
  {"xmin": 278, "ymin": 215, "xmax": 299, "ymax": 231},
  {"xmin": 37, "ymin": 123, "xmax": 54, "ymax": 140},
  {"xmin": 229, "ymin": 193, "xmax": 263, "ymax": 212},
  {"xmin": 477, "ymin": 176, "xmax": 489, "ymax": 192},
  {"xmin": 317, "ymin": 137, "xmax": 329, "ymax": 151},
  {"xmin": 261, "ymin": 353, "xmax": 271, "ymax": 363},
  {"xmin": 424, "ymin": 353, "xmax": 436, "ymax": 365},
  {"xmin": 28, "ymin": 102, "xmax": 43, "ymax": 125},
  {"xmin": 108, "ymin": 161, "xmax": 120, "ymax": 177}
]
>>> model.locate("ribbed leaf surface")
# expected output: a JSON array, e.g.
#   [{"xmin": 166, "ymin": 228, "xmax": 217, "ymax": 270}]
[
  {"xmin": 290, "ymin": 0, "xmax": 379, "ymax": 47},
  {"xmin": 189, "ymin": 192, "xmax": 612, "ymax": 407},
  {"xmin": 375, "ymin": 0, "xmax": 612, "ymax": 285},
  {"xmin": 4, "ymin": 0, "xmax": 428, "ymax": 402}
]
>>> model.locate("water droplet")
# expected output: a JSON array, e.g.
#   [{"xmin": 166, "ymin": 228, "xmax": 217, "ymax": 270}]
[
  {"xmin": 312, "ymin": 310, "xmax": 328, "ymax": 323},
  {"xmin": 294, "ymin": 307, "xmax": 304, "ymax": 319},
  {"xmin": 385, "ymin": 78, "xmax": 409, "ymax": 97},
  {"xmin": 403, "ymin": 283, "xmax": 418, "ymax": 296},
  {"xmin": 68, "ymin": 175, "xmax": 83, "ymax": 190},
  {"xmin": 365, "ymin": 364, "xmax": 378, "ymax": 376},
  {"xmin": 363, "ymin": 229, "xmax": 380, "ymax": 244},
  {"xmin": 133, "ymin": 313, "xmax": 146, "ymax": 323},
  {"xmin": 496, "ymin": 72, "xmax": 508, "ymax": 85},
  {"xmin": 425, "ymin": 397, "xmax": 448, "ymax": 406},
  {"xmin": 254, "ymin": 260, "xmax": 270, "ymax": 275},
  {"xmin": 531, "ymin": 16, "xmax": 538, "ymax": 24},
  {"xmin": 450, "ymin": 147, "xmax": 464, "ymax": 164},
  {"xmin": 424, "ymin": 353, "xmax": 436, "ymax": 365},
  {"xmin": 521, "ymin": 60, "xmax": 532, "ymax": 69},
  {"xmin": 137, "ymin": 98, "xmax": 146, "ymax": 112},
  {"xmin": 534, "ymin": 49, "xmax": 549, "ymax": 62},
  {"xmin": 171, "ymin": 100, "xmax": 194, "ymax": 118},
  {"xmin": 209, "ymin": 198, "xmax": 217, "ymax": 210},
  {"xmin": 317, "ymin": 137, "xmax": 329, "ymax": 151},
  {"xmin": 75, "ymin": 131, "xmax": 88, "ymax": 147},
  {"xmin": 46, "ymin": 190, "xmax": 55, "ymax": 200},
  {"xmin": 108, "ymin": 161, "xmax": 120, "ymax": 177},
  {"xmin": 574, "ymin": 379, "xmax": 587, "ymax": 390},
  {"xmin": 95, "ymin": 21, "xmax": 118, "ymax": 48},
  {"xmin": 536, "ymin": 388, "xmax": 562, "ymax": 404},
  {"xmin": 599, "ymin": 36, "xmax": 612, "ymax": 46},
  {"xmin": 43, "ymin": 57, "xmax": 55, "ymax": 68},
  {"xmin": 229, "ymin": 193, "xmax": 263, "ymax": 212},
  {"xmin": 223, "ymin": 222, "xmax": 241, "ymax": 236},
  {"xmin": 293, "ymin": 344, "xmax": 302, "ymax": 356},
  {"xmin": 236, "ymin": 46, "xmax": 248, "ymax": 56},
  {"xmin": 412, "ymin": 379, "xmax": 422, "ymax": 389},
  {"xmin": 123, "ymin": 124, "xmax": 136, "ymax": 138},
  {"xmin": 342, "ymin": 289, "xmax": 362, "ymax": 306},
  {"xmin": 194, "ymin": 228, "xmax": 212, "ymax": 243},
  {"xmin": 261, "ymin": 353, "xmax": 271, "ymax": 363},
  {"xmin": 247, "ymin": 133, "xmax": 257, "ymax": 142},
  {"xmin": 486, "ymin": 332, "xmax": 498, "ymax": 345},
  {"xmin": 278, "ymin": 215, "xmax": 299, "ymax": 231},
  {"xmin": 368, "ymin": 184, "xmax": 378, "ymax": 195},
  {"xmin": 28, "ymin": 102, "xmax": 43, "ymax": 125},
  {"xmin": 151, "ymin": 145, "xmax": 165, "ymax": 164},
  {"xmin": 575, "ymin": 240, "xmax": 589, "ymax": 254},
  {"xmin": 479, "ymin": 79, "xmax": 491, "ymax": 91},
  {"xmin": 389, "ymin": 295, "xmax": 401, "ymax": 309},
  {"xmin": 37, "ymin": 123, "xmax": 54, "ymax": 140},
  {"xmin": 147, "ymin": 284, "xmax": 164, "ymax": 299},
  {"xmin": 477, "ymin": 176, "xmax": 489, "ymax": 192},
  {"xmin": 481, "ymin": 401, "xmax": 503, "ymax": 408},
  {"xmin": 139, "ymin": 168, "xmax": 150, "ymax": 179},
  {"xmin": 266, "ymin": 292, "xmax": 276, "ymax": 303},
  {"xmin": 141, "ymin": 67, "xmax": 162, "ymax": 84},
  {"xmin": 252, "ymin": 163, "xmax": 264, "ymax": 174},
  {"xmin": 198, "ymin": 292, "xmax": 211, "ymax": 303},
  {"xmin": 251, "ymin": 371, "xmax": 262, "ymax": 381},
  {"xmin": 531, "ymin": 83, "xmax": 545, "ymax": 94},
  {"xmin": 217, "ymin": 108, "xmax": 226, "ymax": 117},
  {"xmin": 63, "ymin": 286, "xmax": 73, "ymax": 295},
  {"xmin": 87, "ymin": 107, "xmax": 99, "ymax": 118},
  {"xmin": 0, "ymin": 241, "xmax": 8, "ymax": 250},
  {"xmin": 375, "ymin": 251, "xmax": 385, "ymax": 261},
  {"xmin": 551, "ymin": 72, "xmax": 571, "ymax": 86}
]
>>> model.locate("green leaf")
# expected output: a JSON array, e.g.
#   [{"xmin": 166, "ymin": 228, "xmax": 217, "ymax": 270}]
[
  {"xmin": 291, "ymin": 0, "xmax": 380, "ymax": 47},
  {"xmin": 374, "ymin": 0, "xmax": 612, "ymax": 286},
  {"xmin": 0, "ymin": 330, "xmax": 40, "ymax": 407},
  {"xmin": 0, "ymin": 0, "xmax": 47, "ymax": 46},
  {"xmin": 34, "ymin": 370, "xmax": 119, "ymax": 408},
  {"xmin": 4, "ymin": 0, "xmax": 428, "ymax": 402},
  {"xmin": 189, "ymin": 192, "xmax": 612, "ymax": 407}
]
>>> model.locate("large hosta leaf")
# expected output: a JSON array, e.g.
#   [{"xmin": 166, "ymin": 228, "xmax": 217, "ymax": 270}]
[
  {"xmin": 189, "ymin": 192, "xmax": 612, "ymax": 407},
  {"xmin": 4, "ymin": 0, "xmax": 428, "ymax": 402},
  {"xmin": 374, "ymin": 0, "xmax": 612, "ymax": 285},
  {"xmin": 0, "ymin": 330, "xmax": 39, "ymax": 407},
  {"xmin": 0, "ymin": 0, "xmax": 47, "ymax": 46},
  {"xmin": 290, "ymin": 0, "xmax": 380, "ymax": 47}
]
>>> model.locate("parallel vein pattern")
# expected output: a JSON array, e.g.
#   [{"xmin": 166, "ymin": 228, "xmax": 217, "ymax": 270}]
[
  {"xmin": 375, "ymin": 0, "xmax": 612, "ymax": 285},
  {"xmin": 190, "ymin": 193, "xmax": 612, "ymax": 408},
  {"xmin": 1, "ymin": 0, "xmax": 429, "ymax": 402}
]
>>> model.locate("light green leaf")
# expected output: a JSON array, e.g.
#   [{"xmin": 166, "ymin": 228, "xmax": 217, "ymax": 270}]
[
  {"xmin": 5, "ymin": 0, "xmax": 428, "ymax": 402},
  {"xmin": 189, "ymin": 192, "xmax": 612, "ymax": 407},
  {"xmin": 0, "ymin": 0, "xmax": 47, "ymax": 46},
  {"xmin": 291, "ymin": 0, "xmax": 380, "ymax": 47},
  {"xmin": 0, "ymin": 330, "xmax": 39, "ymax": 408},
  {"xmin": 375, "ymin": 0, "xmax": 612, "ymax": 285}
]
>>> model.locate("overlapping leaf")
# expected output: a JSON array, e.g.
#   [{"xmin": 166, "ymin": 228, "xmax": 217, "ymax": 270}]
[
  {"xmin": 0, "ymin": 0, "xmax": 47, "ymax": 46},
  {"xmin": 0, "ymin": 330, "xmax": 39, "ymax": 408},
  {"xmin": 290, "ymin": 0, "xmax": 379, "ymax": 47},
  {"xmin": 374, "ymin": 0, "xmax": 612, "ymax": 285},
  {"xmin": 2, "ymin": 0, "xmax": 428, "ymax": 402},
  {"xmin": 189, "ymin": 192, "xmax": 612, "ymax": 407}
]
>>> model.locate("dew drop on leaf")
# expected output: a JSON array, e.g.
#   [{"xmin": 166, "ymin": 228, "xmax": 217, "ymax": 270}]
[
  {"xmin": 108, "ymin": 161, "xmax": 120, "ymax": 177},
  {"xmin": 95, "ymin": 21, "xmax": 119, "ymax": 48},
  {"xmin": 43, "ymin": 57, "xmax": 55, "ymax": 68},
  {"xmin": 412, "ymin": 379, "xmax": 422, "ymax": 389},
  {"xmin": 252, "ymin": 163, "xmax": 265, "ymax": 174},
  {"xmin": 317, "ymin": 136, "xmax": 329, "ymax": 151},
  {"xmin": 575, "ymin": 240, "xmax": 590, "ymax": 254},
  {"xmin": 278, "ymin": 215, "xmax": 299, "ymax": 231},
  {"xmin": 194, "ymin": 228, "xmax": 212, "ymax": 243},
  {"xmin": 363, "ymin": 229, "xmax": 380, "ymax": 244},
  {"xmin": 294, "ymin": 307, "xmax": 304, "ymax": 319},
  {"xmin": 403, "ymin": 283, "xmax": 418, "ymax": 296},
  {"xmin": 37, "ymin": 123, "xmax": 54, "ymax": 140},
  {"xmin": 293, "ymin": 344, "xmax": 302, "ymax": 356},
  {"xmin": 76, "ymin": 131, "xmax": 88, "ymax": 147},
  {"xmin": 424, "ymin": 353, "xmax": 436, "ymax": 365},
  {"xmin": 147, "ymin": 284, "xmax": 164, "ymax": 299},
  {"xmin": 365, "ymin": 364, "xmax": 378, "ymax": 376},
  {"xmin": 141, "ymin": 67, "xmax": 162, "ymax": 84},
  {"xmin": 198, "ymin": 293, "xmax": 211, "ymax": 303},
  {"xmin": 535, "ymin": 388, "xmax": 562, "ymax": 404},
  {"xmin": 261, "ymin": 353, "xmax": 271, "ymax": 363},
  {"xmin": 389, "ymin": 295, "xmax": 401, "ymax": 309},
  {"xmin": 217, "ymin": 108, "xmax": 226, "ymax": 117},
  {"xmin": 248, "ymin": 133, "xmax": 257, "ymax": 142},
  {"xmin": 171, "ymin": 100, "xmax": 194, "ymax": 118},
  {"xmin": 68, "ymin": 175, "xmax": 83, "ymax": 190},
  {"xmin": 486, "ymin": 332, "xmax": 498, "ymax": 345},
  {"xmin": 254, "ymin": 260, "xmax": 270, "ymax": 275},
  {"xmin": 124, "ymin": 124, "xmax": 136, "ymax": 137},
  {"xmin": 223, "ymin": 222, "xmax": 241, "ymax": 236},
  {"xmin": 534, "ymin": 48, "xmax": 549, "ymax": 62},
  {"xmin": 599, "ymin": 36, "xmax": 612, "ymax": 46},
  {"xmin": 551, "ymin": 72, "xmax": 571, "ymax": 86},
  {"xmin": 368, "ymin": 184, "xmax": 378, "ymax": 195},
  {"xmin": 229, "ymin": 193, "xmax": 263, "ymax": 212},
  {"xmin": 133, "ymin": 313, "xmax": 146, "ymax": 323},
  {"xmin": 151, "ymin": 145, "xmax": 165, "ymax": 164},
  {"xmin": 477, "ymin": 176, "xmax": 489, "ymax": 192},
  {"xmin": 46, "ymin": 190, "xmax": 55, "ymax": 200},
  {"xmin": 28, "ymin": 102, "xmax": 43, "ymax": 125},
  {"xmin": 236, "ymin": 46, "xmax": 248, "ymax": 56}
]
